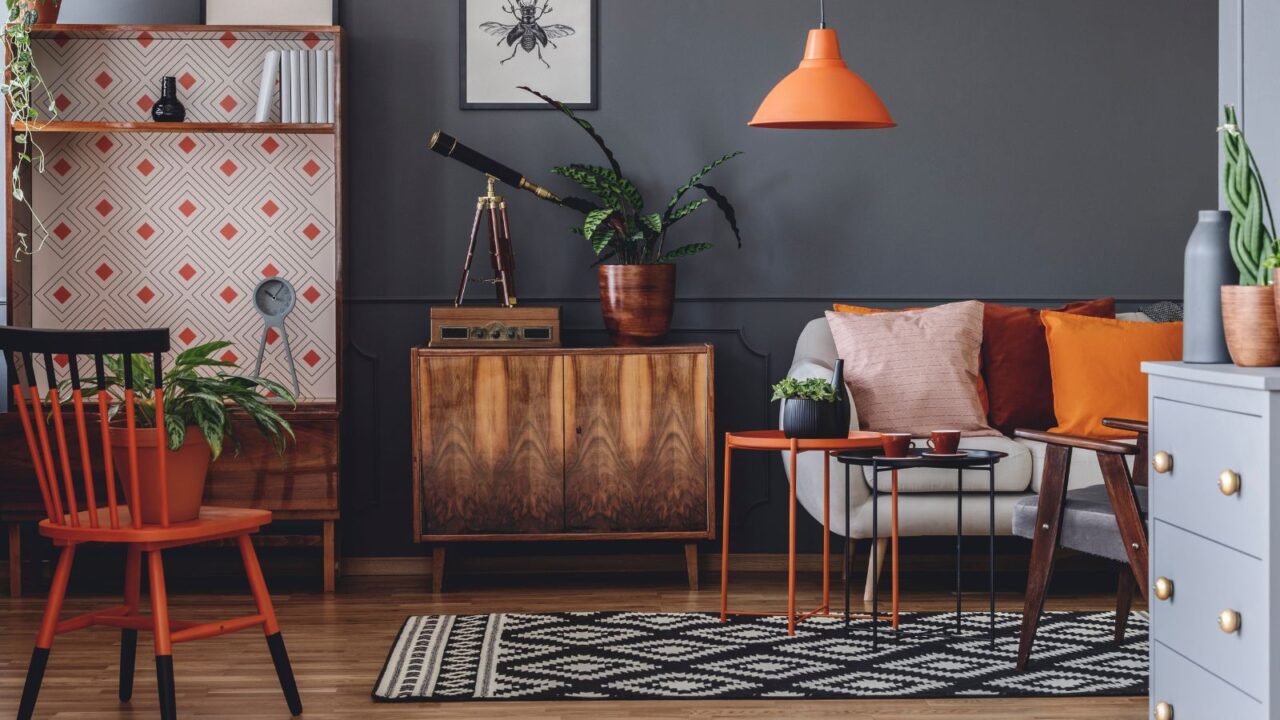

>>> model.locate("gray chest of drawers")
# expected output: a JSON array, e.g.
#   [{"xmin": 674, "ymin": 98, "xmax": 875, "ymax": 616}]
[{"xmin": 1143, "ymin": 362, "xmax": 1280, "ymax": 720}]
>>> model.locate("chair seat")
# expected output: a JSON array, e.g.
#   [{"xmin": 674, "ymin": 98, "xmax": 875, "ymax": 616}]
[
  {"xmin": 1012, "ymin": 484, "xmax": 1148, "ymax": 563},
  {"xmin": 39, "ymin": 506, "xmax": 272, "ymax": 546}
]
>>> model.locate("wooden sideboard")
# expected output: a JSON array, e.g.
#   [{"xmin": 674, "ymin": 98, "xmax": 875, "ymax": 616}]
[{"xmin": 412, "ymin": 345, "xmax": 715, "ymax": 591}]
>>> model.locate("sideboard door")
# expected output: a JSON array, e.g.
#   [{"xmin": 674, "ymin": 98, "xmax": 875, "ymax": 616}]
[
  {"xmin": 564, "ymin": 352, "xmax": 710, "ymax": 533},
  {"xmin": 417, "ymin": 355, "xmax": 565, "ymax": 536}
]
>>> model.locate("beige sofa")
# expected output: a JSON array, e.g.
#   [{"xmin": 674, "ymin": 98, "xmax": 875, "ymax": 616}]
[{"xmin": 783, "ymin": 313, "xmax": 1143, "ymax": 593}]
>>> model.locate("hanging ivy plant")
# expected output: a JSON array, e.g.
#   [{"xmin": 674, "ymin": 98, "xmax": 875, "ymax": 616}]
[{"xmin": 2, "ymin": 0, "xmax": 60, "ymax": 258}]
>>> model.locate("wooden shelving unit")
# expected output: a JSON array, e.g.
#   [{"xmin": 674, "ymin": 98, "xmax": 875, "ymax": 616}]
[{"xmin": 2, "ymin": 24, "xmax": 345, "ymax": 595}]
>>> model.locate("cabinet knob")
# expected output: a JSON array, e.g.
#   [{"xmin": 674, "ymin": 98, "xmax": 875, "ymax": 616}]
[
  {"xmin": 1218, "ymin": 609, "xmax": 1242, "ymax": 634},
  {"xmin": 1218, "ymin": 469, "xmax": 1241, "ymax": 496},
  {"xmin": 1152, "ymin": 451, "xmax": 1173, "ymax": 474},
  {"xmin": 1154, "ymin": 701, "xmax": 1174, "ymax": 720},
  {"xmin": 1153, "ymin": 576, "xmax": 1174, "ymax": 601}
]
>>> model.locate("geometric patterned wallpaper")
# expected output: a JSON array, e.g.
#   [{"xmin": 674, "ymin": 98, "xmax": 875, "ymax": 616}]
[{"xmin": 21, "ymin": 30, "xmax": 338, "ymax": 401}]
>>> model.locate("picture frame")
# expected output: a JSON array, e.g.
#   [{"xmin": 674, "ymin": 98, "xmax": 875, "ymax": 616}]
[
  {"xmin": 200, "ymin": 0, "xmax": 338, "ymax": 25},
  {"xmin": 460, "ymin": 0, "xmax": 599, "ymax": 110}
]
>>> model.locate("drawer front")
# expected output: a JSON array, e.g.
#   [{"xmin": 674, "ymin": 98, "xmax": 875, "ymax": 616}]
[
  {"xmin": 1149, "ymin": 396, "xmax": 1267, "ymax": 556},
  {"xmin": 1150, "ymin": 520, "xmax": 1267, "ymax": 698},
  {"xmin": 1151, "ymin": 641, "xmax": 1264, "ymax": 720}
]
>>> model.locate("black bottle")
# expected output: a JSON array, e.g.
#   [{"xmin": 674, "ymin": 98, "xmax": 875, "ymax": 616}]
[
  {"xmin": 151, "ymin": 76, "xmax": 186, "ymax": 123},
  {"xmin": 831, "ymin": 359, "xmax": 851, "ymax": 435}
]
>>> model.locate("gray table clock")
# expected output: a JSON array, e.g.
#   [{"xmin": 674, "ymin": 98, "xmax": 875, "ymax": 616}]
[{"xmin": 252, "ymin": 277, "xmax": 301, "ymax": 398}]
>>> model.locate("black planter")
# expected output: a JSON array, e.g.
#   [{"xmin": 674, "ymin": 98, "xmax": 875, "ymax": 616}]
[
  {"xmin": 782, "ymin": 398, "xmax": 843, "ymax": 439},
  {"xmin": 151, "ymin": 76, "xmax": 186, "ymax": 123}
]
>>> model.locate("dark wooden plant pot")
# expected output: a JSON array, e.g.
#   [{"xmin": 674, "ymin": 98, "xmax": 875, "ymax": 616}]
[
  {"xmin": 1222, "ymin": 284, "xmax": 1280, "ymax": 367},
  {"xmin": 782, "ymin": 398, "xmax": 843, "ymax": 439},
  {"xmin": 18, "ymin": 0, "xmax": 61, "ymax": 23},
  {"xmin": 110, "ymin": 426, "xmax": 210, "ymax": 524},
  {"xmin": 599, "ymin": 264, "xmax": 676, "ymax": 347}
]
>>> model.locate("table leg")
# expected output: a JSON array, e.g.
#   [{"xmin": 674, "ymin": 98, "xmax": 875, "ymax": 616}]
[
  {"xmin": 720, "ymin": 441, "xmax": 732, "ymax": 622},
  {"xmin": 823, "ymin": 451, "xmax": 830, "ymax": 613},
  {"xmin": 990, "ymin": 463, "xmax": 996, "ymax": 648},
  {"xmin": 891, "ymin": 468, "xmax": 899, "ymax": 632},
  {"xmin": 844, "ymin": 463, "xmax": 851, "ymax": 626},
  {"xmin": 956, "ymin": 467, "xmax": 963, "ymax": 633},
  {"xmin": 7, "ymin": 523, "xmax": 20, "ymax": 598},
  {"xmin": 872, "ymin": 460, "xmax": 879, "ymax": 650},
  {"xmin": 787, "ymin": 439, "xmax": 799, "ymax": 636}
]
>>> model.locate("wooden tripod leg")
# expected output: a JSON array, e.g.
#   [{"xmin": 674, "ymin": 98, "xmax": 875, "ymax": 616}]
[
  {"xmin": 454, "ymin": 200, "xmax": 486, "ymax": 305},
  {"xmin": 491, "ymin": 202, "xmax": 517, "ymax": 306}
]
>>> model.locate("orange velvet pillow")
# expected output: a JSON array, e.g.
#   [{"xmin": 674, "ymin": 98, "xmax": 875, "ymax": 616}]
[
  {"xmin": 1042, "ymin": 311, "xmax": 1182, "ymax": 439},
  {"xmin": 982, "ymin": 298, "xmax": 1115, "ymax": 435}
]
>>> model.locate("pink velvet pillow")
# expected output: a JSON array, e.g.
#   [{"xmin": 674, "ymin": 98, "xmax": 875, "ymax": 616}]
[{"xmin": 826, "ymin": 301, "xmax": 998, "ymax": 436}]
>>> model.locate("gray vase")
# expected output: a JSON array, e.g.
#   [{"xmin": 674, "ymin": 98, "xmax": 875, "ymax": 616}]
[{"xmin": 1183, "ymin": 210, "xmax": 1235, "ymax": 363}]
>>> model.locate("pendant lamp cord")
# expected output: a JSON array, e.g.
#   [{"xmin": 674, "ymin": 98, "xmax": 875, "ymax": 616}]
[{"xmin": 819, "ymin": 0, "xmax": 826, "ymax": 28}]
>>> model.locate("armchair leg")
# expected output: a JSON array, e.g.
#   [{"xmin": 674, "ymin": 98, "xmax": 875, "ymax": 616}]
[
  {"xmin": 1115, "ymin": 567, "xmax": 1136, "ymax": 643},
  {"xmin": 18, "ymin": 545, "xmax": 75, "ymax": 720},
  {"xmin": 239, "ymin": 534, "xmax": 303, "ymax": 716},
  {"xmin": 1017, "ymin": 445, "xmax": 1071, "ymax": 672},
  {"xmin": 148, "ymin": 551, "xmax": 177, "ymax": 720},
  {"xmin": 862, "ymin": 538, "xmax": 887, "ymax": 602},
  {"xmin": 120, "ymin": 545, "xmax": 142, "ymax": 702}
]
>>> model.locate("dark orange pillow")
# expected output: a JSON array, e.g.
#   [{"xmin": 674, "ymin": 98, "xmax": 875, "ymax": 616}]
[
  {"xmin": 982, "ymin": 298, "xmax": 1115, "ymax": 435},
  {"xmin": 1043, "ymin": 311, "xmax": 1181, "ymax": 439}
]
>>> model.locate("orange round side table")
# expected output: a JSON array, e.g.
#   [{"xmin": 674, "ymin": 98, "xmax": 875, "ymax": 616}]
[{"xmin": 719, "ymin": 430, "xmax": 884, "ymax": 635}]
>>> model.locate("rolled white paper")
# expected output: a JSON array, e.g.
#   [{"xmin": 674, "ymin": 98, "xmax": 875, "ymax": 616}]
[
  {"xmin": 299, "ymin": 49, "xmax": 311, "ymax": 123},
  {"xmin": 327, "ymin": 50, "xmax": 335, "ymax": 123},
  {"xmin": 314, "ymin": 50, "xmax": 327, "ymax": 123},
  {"xmin": 255, "ymin": 50, "xmax": 280, "ymax": 123},
  {"xmin": 281, "ymin": 50, "xmax": 293, "ymax": 123}
]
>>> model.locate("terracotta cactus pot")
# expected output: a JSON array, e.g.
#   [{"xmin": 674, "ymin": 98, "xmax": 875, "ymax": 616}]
[
  {"xmin": 1221, "ymin": 284, "xmax": 1280, "ymax": 367},
  {"xmin": 598, "ymin": 264, "xmax": 676, "ymax": 346}
]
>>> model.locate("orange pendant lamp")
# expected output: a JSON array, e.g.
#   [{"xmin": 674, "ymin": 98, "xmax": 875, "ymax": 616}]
[{"xmin": 750, "ymin": 0, "xmax": 895, "ymax": 130}]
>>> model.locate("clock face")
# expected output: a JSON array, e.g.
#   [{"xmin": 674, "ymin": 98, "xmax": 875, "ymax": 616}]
[{"xmin": 254, "ymin": 278, "xmax": 296, "ymax": 318}]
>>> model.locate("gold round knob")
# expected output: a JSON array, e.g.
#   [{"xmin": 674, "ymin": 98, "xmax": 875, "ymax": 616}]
[
  {"xmin": 1218, "ymin": 609, "xmax": 1242, "ymax": 634},
  {"xmin": 1154, "ymin": 701, "xmax": 1174, "ymax": 720},
  {"xmin": 1218, "ymin": 469, "xmax": 1241, "ymax": 496},
  {"xmin": 1154, "ymin": 576, "xmax": 1174, "ymax": 601},
  {"xmin": 1152, "ymin": 451, "xmax": 1173, "ymax": 474}
]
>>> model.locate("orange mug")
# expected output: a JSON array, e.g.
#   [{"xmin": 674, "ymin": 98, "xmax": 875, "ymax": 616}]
[
  {"xmin": 928, "ymin": 430, "xmax": 962, "ymax": 455},
  {"xmin": 881, "ymin": 433, "xmax": 915, "ymax": 458}
]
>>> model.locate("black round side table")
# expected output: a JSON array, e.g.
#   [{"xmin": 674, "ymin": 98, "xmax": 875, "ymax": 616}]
[{"xmin": 835, "ymin": 447, "xmax": 1008, "ymax": 649}]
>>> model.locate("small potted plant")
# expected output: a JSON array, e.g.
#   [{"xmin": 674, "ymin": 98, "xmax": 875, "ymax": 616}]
[
  {"xmin": 773, "ymin": 376, "xmax": 846, "ymax": 439},
  {"xmin": 78, "ymin": 341, "xmax": 295, "ymax": 524},
  {"xmin": 4, "ymin": 0, "xmax": 62, "ymax": 256},
  {"xmin": 1220, "ymin": 105, "xmax": 1280, "ymax": 367},
  {"xmin": 520, "ymin": 87, "xmax": 744, "ymax": 346}
]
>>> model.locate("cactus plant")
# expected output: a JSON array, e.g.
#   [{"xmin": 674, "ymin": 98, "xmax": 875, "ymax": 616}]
[{"xmin": 1221, "ymin": 105, "xmax": 1277, "ymax": 286}]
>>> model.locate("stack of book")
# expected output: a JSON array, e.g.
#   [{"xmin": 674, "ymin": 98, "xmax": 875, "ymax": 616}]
[{"xmin": 255, "ymin": 49, "xmax": 336, "ymax": 123}]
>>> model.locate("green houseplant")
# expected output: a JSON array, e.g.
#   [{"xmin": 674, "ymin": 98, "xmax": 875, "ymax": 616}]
[
  {"xmin": 1219, "ymin": 104, "xmax": 1280, "ymax": 366},
  {"xmin": 772, "ymin": 376, "xmax": 845, "ymax": 439},
  {"xmin": 520, "ymin": 86, "xmax": 744, "ymax": 346},
  {"xmin": 3, "ymin": 0, "xmax": 61, "ymax": 257},
  {"xmin": 77, "ymin": 341, "xmax": 296, "ymax": 523}
]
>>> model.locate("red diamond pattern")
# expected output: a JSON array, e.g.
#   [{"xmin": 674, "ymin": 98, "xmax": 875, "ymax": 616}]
[
  {"xmin": 137, "ymin": 223, "xmax": 156, "ymax": 240},
  {"xmin": 178, "ymin": 136, "xmax": 197, "ymax": 154},
  {"xmin": 95, "ymin": 263, "xmax": 113, "ymax": 281},
  {"xmin": 95, "ymin": 199, "xmax": 114, "ymax": 217},
  {"xmin": 95, "ymin": 136, "xmax": 114, "ymax": 154},
  {"xmin": 53, "ymin": 354, "xmax": 69, "ymax": 369},
  {"xmin": 261, "ymin": 200, "xmax": 280, "ymax": 218},
  {"xmin": 178, "ymin": 263, "xmax": 197, "ymax": 281},
  {"xmin": 302, "ymin": 286, "xmax": 321, "ymax": 304},
  {"xmin": 303, "ymin": 32, "xmax": 321, "ymax": 49},
  {"xmin": 179, "ymin": 72, "xmax": 196, "ymax": 91},
  {"xmin": 220, "ymin": 223, "xmax": 238, "ymax": 240},
  {"xmin": 178, "ymin": 328, "xmax": 197, "ymax": 345},
  {"xmin": 54, "ymin": 32, "xmax": 70, "ymax": 47},
  {"xmin": 303, "ymin": 159, "xmax": 321, "ymax": 177},
  {"xmin": 53, "ymin": 287, "xmax": 72, "ymax": 304},
  {"xmin": 221, "ymin": 350, "xmax": 239, "ymax": 364},
  {"xmin": 179, "ymin": 200, "xmax": 197, "ymax": 217},
  {"xmin": 220, "ymin": 287, "xmax": 238, "ymax": 304},
  {"xmin": 303, "ymin": 350, "xmax": 322, "ymax": 367},
  {"xmin": 53, "ymin": 158, "xmax": 72, "ymax": 176},
  {"xmin": 55, "ymin": 95, "xmax": 71, "ymax": 112},
  {"xmin": 261, "ymin": 137, "xmax": 280, "ymax": 154},
  {"xmin": 303, "ymin": 223, "xmax": 321, "ymax": 241},
  {"xmin": 220, "ymin": 159, "xmax": 238, "ymax": 177},
  {"xmin": 262, "ymin": 263, "xmax": 280, "ymax": 277},
  {"xmin": 220, "ymin": 32, "xmax": 238, "ymax": 49},
  {"xmin": 220, "ymin": 95, "xmax": 239, "ymax": 113},
  {"xmin": 136, "ymin": 95, "xmax": 153, "ymax": 113},
  {"xmin": 136, "ymin": 287, "xmax": 155, "ymax": 304},
  {"xmin": 266, "ymin": 328, "xmax": 280, "ymax": 345},
  {"xmin": 136, "ymin": 159, "xmax": 155, "ymax": 177},
  {"xmin": 53, "ymin": 223, "xmax": 72, "ymax": 241},
  {"xmin": 136, "ymin": 32, "xmax": 154, "ymax": 48},
  {"xmin": 94, "ymin": 71, "xmax": 113, "ymax": 89}
]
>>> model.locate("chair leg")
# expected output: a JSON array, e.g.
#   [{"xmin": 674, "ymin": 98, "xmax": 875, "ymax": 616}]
[
  {"xmin": 120, "ymin": 546, "xmax": 142, "ymax": 702},
  {"xmin": 862, "ymin": 537, "xmax": 887, "ymax": 602},
  {"xmin": 1115, "ymin": 567, "xmax": 1136, "ymax": 643},
  {"xmin": 239, "ymin": 534, "xmax": 302, "ymax": 716},
  {"xmin": 1017, "ymin": 445, "xmax": 1072, "ymax": 672},
  {"xmin": 18, "ymin": 545, "xmax": 75, "ymax": 720},
  {"xmin": 149, "ymin": 550, "xmax": 177, "ymax": 720}
]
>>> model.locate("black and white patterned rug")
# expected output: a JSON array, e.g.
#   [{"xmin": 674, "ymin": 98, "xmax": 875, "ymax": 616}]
[{"xmin": 372, "ymin": 611, "xmax": 1147, "ymax": 702}]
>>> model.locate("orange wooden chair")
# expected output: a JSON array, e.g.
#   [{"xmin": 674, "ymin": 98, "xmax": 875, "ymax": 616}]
[{"xmin": 5, "ymin": 327, "xmax": 302, "ymax": 720}]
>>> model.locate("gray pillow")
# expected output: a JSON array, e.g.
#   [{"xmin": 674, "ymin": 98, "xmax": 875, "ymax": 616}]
[{"xmin": 1139, "ymin": 301, "xmax": 1183, "ymax": 323}]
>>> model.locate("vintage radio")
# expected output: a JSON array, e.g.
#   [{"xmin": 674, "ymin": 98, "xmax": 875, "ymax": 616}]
[{"xmin": 428, "ymin": 306, "xmax": 561, "ymax": 348}]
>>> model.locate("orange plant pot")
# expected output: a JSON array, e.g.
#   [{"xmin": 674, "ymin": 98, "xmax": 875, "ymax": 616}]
[
  {"xmin": 17, "ymin": 0, "xmax": 61, "ymax": 23},
  {"xmin": 598, "ymin": 264, "xmax": 676, "ymax": 346},
  {"xmin": 110, "ymin": 426, "xmax": 210, "ymax": 524},
  {"xmin": 1222, "ymin": 284, "xmax": 1280, "ymax": 367}
]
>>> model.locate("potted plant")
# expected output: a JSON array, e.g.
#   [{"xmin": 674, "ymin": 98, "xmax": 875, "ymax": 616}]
[
  {"xmin": 521, "ymin": 86, "xmax": 744, "ymax": 346},
  {"xmin": 773, "ymin": 376, "xmax": 846, "ymax": 439},
  {"xmin": 3, "ymin": 0, "xmax": 61, "ymax": 256},
  {"xmin": 78, "ymin": 342, "xmax": 295, "ymax": 524},
  {"xmin": 1220, "ymin": 105, "xmax": 1280, "ymax": 367}
]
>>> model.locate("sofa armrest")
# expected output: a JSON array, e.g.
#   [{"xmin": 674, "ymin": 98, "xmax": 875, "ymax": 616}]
[
  {"xmin": 781, "ymin": 359, "xmax": 859, "ymax": 432},
  {"xmin": 779, "ymin": 359, "xmax": 873, "ymax": 518}
]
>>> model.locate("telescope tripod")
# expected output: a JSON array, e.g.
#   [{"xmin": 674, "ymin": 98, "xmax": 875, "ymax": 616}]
[{"xmin": 455, "ymin": 175, "xmax": 518, "ymax": 307}]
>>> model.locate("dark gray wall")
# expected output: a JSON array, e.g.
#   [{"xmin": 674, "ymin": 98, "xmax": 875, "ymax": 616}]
[
  {"xmin": 1221, "ymin": 0, "xmax": 1279, "ymax": 202},
  {"xmin": 59, "ymin": 0, "xmax": 200, "ymax": 23},
  {"xmin": 340, "ymin": 0, "xmax": 1218, "ymax": 557}
]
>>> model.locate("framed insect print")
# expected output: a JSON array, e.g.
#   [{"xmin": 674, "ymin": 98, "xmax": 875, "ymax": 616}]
[{"xmin": 461, "ymin": 0, "xmax": 598, "ymax": 110}]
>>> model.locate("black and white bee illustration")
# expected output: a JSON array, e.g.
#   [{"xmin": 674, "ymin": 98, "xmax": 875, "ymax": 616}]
[{"xmin": 479, "ymin": 0, "xmax": 576, "ymax": 69}]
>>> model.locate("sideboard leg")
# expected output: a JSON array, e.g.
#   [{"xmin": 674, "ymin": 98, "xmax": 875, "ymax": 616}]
[
  {"xmin": 684, "ymin": 543, "xmax": 699, "ymax": 591},
  {"xmin": 431, "ymin": 546, "xmax": 446, "ymax": 594},
  {"xmin": 322, "ymin": 520, "xmax": 336, "ymax": 593},
  {"xmin": 7, "ymin": 523, "xmax": 20, "ymax": 598}
]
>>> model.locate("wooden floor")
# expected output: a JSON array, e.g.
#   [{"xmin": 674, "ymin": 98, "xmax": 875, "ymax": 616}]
[{"xmin": 0, "ymin": 570, "xmax": 1147, "ymax": 719}]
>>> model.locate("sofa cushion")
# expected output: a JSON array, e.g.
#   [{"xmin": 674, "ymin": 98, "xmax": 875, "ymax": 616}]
[
  {"xmin": 826, "ymin": 301, "xmax": 998, "ymax": 436},
  {"xmin": 1012, "ymin": 484, "xmax": 1148, "ymax": 563},
  {"xmin": 981, "ymin": 298, "xmax": 1115, "ymax": 435},
  {"xmin": 866, "ymin": 435, "xmax": 1033, "ymax": 493},
  {"xmin": 1016, "ymin": 436, "xmax": 1136, "ymax": 492}
]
